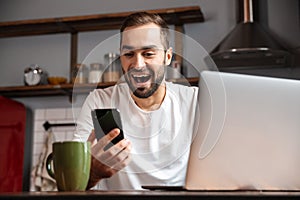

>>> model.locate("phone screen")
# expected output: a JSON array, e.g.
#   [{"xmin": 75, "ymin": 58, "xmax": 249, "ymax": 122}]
[{"xmin": 91, "ymin": 109, "xmax": 124, "ymax": 144}]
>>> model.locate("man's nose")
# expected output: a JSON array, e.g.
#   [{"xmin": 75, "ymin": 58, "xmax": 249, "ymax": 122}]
[{"xmin": 133, "ymin": 54, "xmax": 145, "ymax": 69}]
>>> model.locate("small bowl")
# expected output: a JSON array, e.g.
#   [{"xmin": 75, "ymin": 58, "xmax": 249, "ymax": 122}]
[{"xmin": 47, "ymin": 77, "xmax": 67, "ymax": 85}]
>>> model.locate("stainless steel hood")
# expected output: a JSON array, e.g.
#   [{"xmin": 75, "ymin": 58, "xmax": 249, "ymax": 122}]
[{"xmin": 210, "ymin": 0, "xmax": 292, "ymax": 70}]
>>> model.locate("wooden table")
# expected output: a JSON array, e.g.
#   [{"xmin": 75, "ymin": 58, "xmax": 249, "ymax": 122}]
[{"xmin": 1, "ymin": 190, "xmax": 300, "ymax": 200}]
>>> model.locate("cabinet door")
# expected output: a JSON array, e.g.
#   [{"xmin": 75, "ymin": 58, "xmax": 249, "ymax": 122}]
[{"xmin": 0, "ymin": 96, "xmax": 26, "ymax": 192}]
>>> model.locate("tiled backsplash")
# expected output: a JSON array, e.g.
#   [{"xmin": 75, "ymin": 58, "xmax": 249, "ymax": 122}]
[{"xmin": 30, "ymin": 107, "xmax": 80, "ymax": 191}]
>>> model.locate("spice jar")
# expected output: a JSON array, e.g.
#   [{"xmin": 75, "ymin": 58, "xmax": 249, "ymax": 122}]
[
  {"xmin": 88, "ymin": 63, "xmax": 103, "ymax": 83},
  {"xmin": 72, "ymin": 63, "xmax": 88, "ymax": 84},
  {"xmin": 166, "ymin": 60, "xmax": 182, "ymax": 80},
  {"xmin": 103, "ymin": 53, "xmax": 121, "ymax": 82}
]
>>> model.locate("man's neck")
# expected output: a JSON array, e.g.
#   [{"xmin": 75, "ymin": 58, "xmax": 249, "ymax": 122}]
[{"xmin": 131, "ymin": 83, "xmax": 166, "ymax": 111}]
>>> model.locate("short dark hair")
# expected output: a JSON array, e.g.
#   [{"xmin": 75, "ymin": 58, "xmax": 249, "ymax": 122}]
[{"xmin": 120, "ymin": 12, "xmax": 170, "ymax": 49}]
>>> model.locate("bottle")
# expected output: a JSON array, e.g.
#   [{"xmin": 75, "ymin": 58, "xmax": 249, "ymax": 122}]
[
  {"xmin": 166, "ymin": 60, "xmax": 181, "ymax": 80},
  {"xmin": 88, "ymin": 63, "xmax": 103, "ymax": 84},
  {"xmin": 72, "ymin": 64, "xmax": 88, "ymax": 84},
  {"xmin": 103, "ymin": 53, "xmax": 121, "ymax": 82}
]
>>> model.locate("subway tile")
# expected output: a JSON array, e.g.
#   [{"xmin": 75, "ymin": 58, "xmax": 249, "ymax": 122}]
[
  {"xmin": 31, "ymin": 107, "xmax": 81, "ymax": 187},
  {"xmin": 65, "ymin": 131, "xmax": 75, "ymax": 141},
  {"xmin": 52, "ymin": 126, "xmax": 76, "ymax": 132},
  {"xmin": 71, "ymin": 107, "xmax": 82, "ymax": 121},
  {"xmin": 52, "ymin": 131, "xmax": 66, "ymax": 142},
  {"xmin": 45, "ymin": 108, "xmax": 66, "ymax": 120},
  {"xmin": 54, "ymin": 119, "xmax": 74, "ymax": 123},
  {"xmin": 33, "ymin": 131, "xmax": 46, "ymax": 143},
  {"xmin": 66, "ymin": 108, "xmax": 76, "ymax": 120},
  {"xmin": 34, "ymin": 109, "xmax": 46, "ymax": 120},
  {"xmin": 32, "ymin": 155, "xmax": 40, "ymax": 168},
  {"xmin": 34, "ymin": 121, "xmax": 46, "ymax": 132},
  {"xmin": 33, "ymin": 143, "xmax": 44, "ymax": 156}
]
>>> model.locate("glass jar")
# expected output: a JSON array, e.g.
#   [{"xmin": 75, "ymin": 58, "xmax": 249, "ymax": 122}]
[
  {"xmin": 103, "ymin": 53, "xmax": 121, "ymax": 82},
  {"xmin": 166, "ymin": 60, "xmax": 182, "ymax": 80},
  {"xmin": 72, "ymin": 63, "xmax": 88, "ymax": 84},
  {"xmin": 88, "ymin": 63, "xmax": 103, "ymax": 83}
]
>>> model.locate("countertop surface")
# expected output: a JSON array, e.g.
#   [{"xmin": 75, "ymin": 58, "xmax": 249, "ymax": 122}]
[{"xmin": 1, "ymin": 190, "xmax": 300, "ymax": 199}]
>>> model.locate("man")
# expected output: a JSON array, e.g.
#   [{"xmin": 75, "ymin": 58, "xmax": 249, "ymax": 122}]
[{"xmin": 75, "ymin": 12, "xmax": 199, "ymax": 190}]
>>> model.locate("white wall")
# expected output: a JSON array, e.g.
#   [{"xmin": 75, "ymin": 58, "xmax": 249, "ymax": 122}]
[
  {"xmin": 31, "ymin": 108, "xmax": 78, "ymax": 191},
  {"xmin": 0, "ymin": 0, "xmax": 236, "ymax": 87}
]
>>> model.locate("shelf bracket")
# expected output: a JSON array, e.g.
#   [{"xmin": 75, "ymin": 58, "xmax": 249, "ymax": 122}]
[
  {"xmin": 174, "ymin": 25, "xmax": 185, "ymax": 65},
  {"xmin": 70, "ymin": 32, "xmax": 78, "ymax": 83}
]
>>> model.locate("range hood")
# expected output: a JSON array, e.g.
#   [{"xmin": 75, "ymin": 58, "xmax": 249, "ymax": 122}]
[{"xmin": 210, "ymin": 0, "xmax": 291, "ymax": 70}]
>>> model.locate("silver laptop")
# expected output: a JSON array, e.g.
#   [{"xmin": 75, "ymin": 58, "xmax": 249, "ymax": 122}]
[
  {"xmin": 185, "ymin": 71, "xmax": 300, "ymax": 191},
  {"xmin": 143, "ymin": 71, "xmax": 300, "ymax": 191}
]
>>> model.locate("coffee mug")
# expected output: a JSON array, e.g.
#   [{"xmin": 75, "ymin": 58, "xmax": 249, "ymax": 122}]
[{"xmin": 46, "ymin": 141, "xmax": 91, "ymax": 191}]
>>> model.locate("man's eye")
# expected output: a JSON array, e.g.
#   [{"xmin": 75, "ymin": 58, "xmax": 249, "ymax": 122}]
[
  {"xmin": 123, "ymin": 53, "xmax": 134, "ymax": 57},
  {"xmin": 143, "ymin": 52, "xmax": 155, "ymax": 57}
]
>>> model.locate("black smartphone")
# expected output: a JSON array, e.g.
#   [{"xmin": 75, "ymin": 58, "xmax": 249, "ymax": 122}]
[{"xmin": 91, "ymin": 108, "xmax": 124, "ymax": 144}]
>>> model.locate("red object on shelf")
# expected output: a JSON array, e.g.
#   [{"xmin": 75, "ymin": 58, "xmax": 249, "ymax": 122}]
[{"xmin": 0, "ymin": 96, "xmax": 26, "ymax": 192}]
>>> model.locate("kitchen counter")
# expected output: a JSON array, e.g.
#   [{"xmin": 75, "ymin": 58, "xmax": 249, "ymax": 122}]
[{"xmin": 1, "ymin": 190, "xmax": 300, "ymax": 200}]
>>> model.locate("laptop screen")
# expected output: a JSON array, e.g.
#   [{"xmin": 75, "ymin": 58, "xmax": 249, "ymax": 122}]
[{"xmin": 186, "ymin": 71, "xmax": 300, "ymax": 191}]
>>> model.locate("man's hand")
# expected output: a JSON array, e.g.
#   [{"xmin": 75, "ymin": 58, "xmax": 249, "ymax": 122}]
[{"xmin": 86, "ymin": 128, "xmax": 131, "ymax": 189}]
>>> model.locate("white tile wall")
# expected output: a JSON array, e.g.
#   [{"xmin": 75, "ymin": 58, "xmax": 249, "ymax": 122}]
[{"xmin": 30, "ymin": 107, "xmax": 77, "ymax": 191}]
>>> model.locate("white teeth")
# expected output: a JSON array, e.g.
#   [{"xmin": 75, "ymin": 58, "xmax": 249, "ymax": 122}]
[
  {"xmin": 131, "ymin": 74, "xmax": 151, "ymax": 83},
  {"xmin": 132, "ymin": 74, "xmax": 150, "ymax": 78}
]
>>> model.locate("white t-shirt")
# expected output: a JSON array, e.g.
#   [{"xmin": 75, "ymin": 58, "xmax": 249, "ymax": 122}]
[{"xmin": 74, "ymin": 81, "xmax": 199, "ymax": 190}]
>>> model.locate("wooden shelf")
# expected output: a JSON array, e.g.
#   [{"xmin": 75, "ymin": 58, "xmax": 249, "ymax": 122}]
[
  {"xmin": 0, "ymin": 6, "xmax": 204, "ymax": 38},
  {"xmin": 0, "ymin": 82, "xmax": 108, "ymax": 98},
  {"xmin": 0, "ymin": 6, "xmax": 203, "ymax": 98},
  {"xmin": 0, "ymin": 78, "xmax": 199, "ymax": 98}
]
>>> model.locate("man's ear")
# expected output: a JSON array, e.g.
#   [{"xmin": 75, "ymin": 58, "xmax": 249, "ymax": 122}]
[{"xmin": 165, "ymin": 47, "xmax": 173, "ymax": 65}]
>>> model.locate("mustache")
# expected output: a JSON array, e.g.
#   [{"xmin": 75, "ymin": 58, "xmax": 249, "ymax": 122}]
[{"xmin": 125, "ymin": 67, "xmax": 154, "ymax": 77}]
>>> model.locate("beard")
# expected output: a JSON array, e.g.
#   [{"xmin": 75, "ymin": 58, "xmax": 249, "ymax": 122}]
[{"xmin": 124, "ymin": 65, "xmax": 165, "ymax": 99}]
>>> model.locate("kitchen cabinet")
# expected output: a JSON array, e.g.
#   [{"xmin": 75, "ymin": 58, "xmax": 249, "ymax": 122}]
[{"xmin": 0, "ymin": 6, "xmax": 203, "ymax": 98}]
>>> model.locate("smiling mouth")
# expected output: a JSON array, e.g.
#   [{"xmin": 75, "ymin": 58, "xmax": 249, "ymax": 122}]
[{"xmin": 131, "ymin": 74, "xmax": 151, "ymax": 84}]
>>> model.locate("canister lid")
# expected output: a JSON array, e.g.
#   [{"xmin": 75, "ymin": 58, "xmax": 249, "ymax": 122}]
[
  {"xmin": 90, "ymin": 63, "xmax": 102, "ymax": 70},
  {"xmin": 104, "ymin": 53, "xmax": 119, "ymax": 58}
]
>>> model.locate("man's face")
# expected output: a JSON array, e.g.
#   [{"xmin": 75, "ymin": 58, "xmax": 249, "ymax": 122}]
[{"xmin": 120, "ymin": 23, "xmax": 172, "ymax": 98}]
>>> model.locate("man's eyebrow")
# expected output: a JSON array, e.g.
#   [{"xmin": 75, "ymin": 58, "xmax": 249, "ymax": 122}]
[
  {"xmin": 121, "ymin": 45, "xmax": 160, "ymax": 51},
  {"xmin": 121, "ymin": 45, "xmax": 134, "ymax": 50}
]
